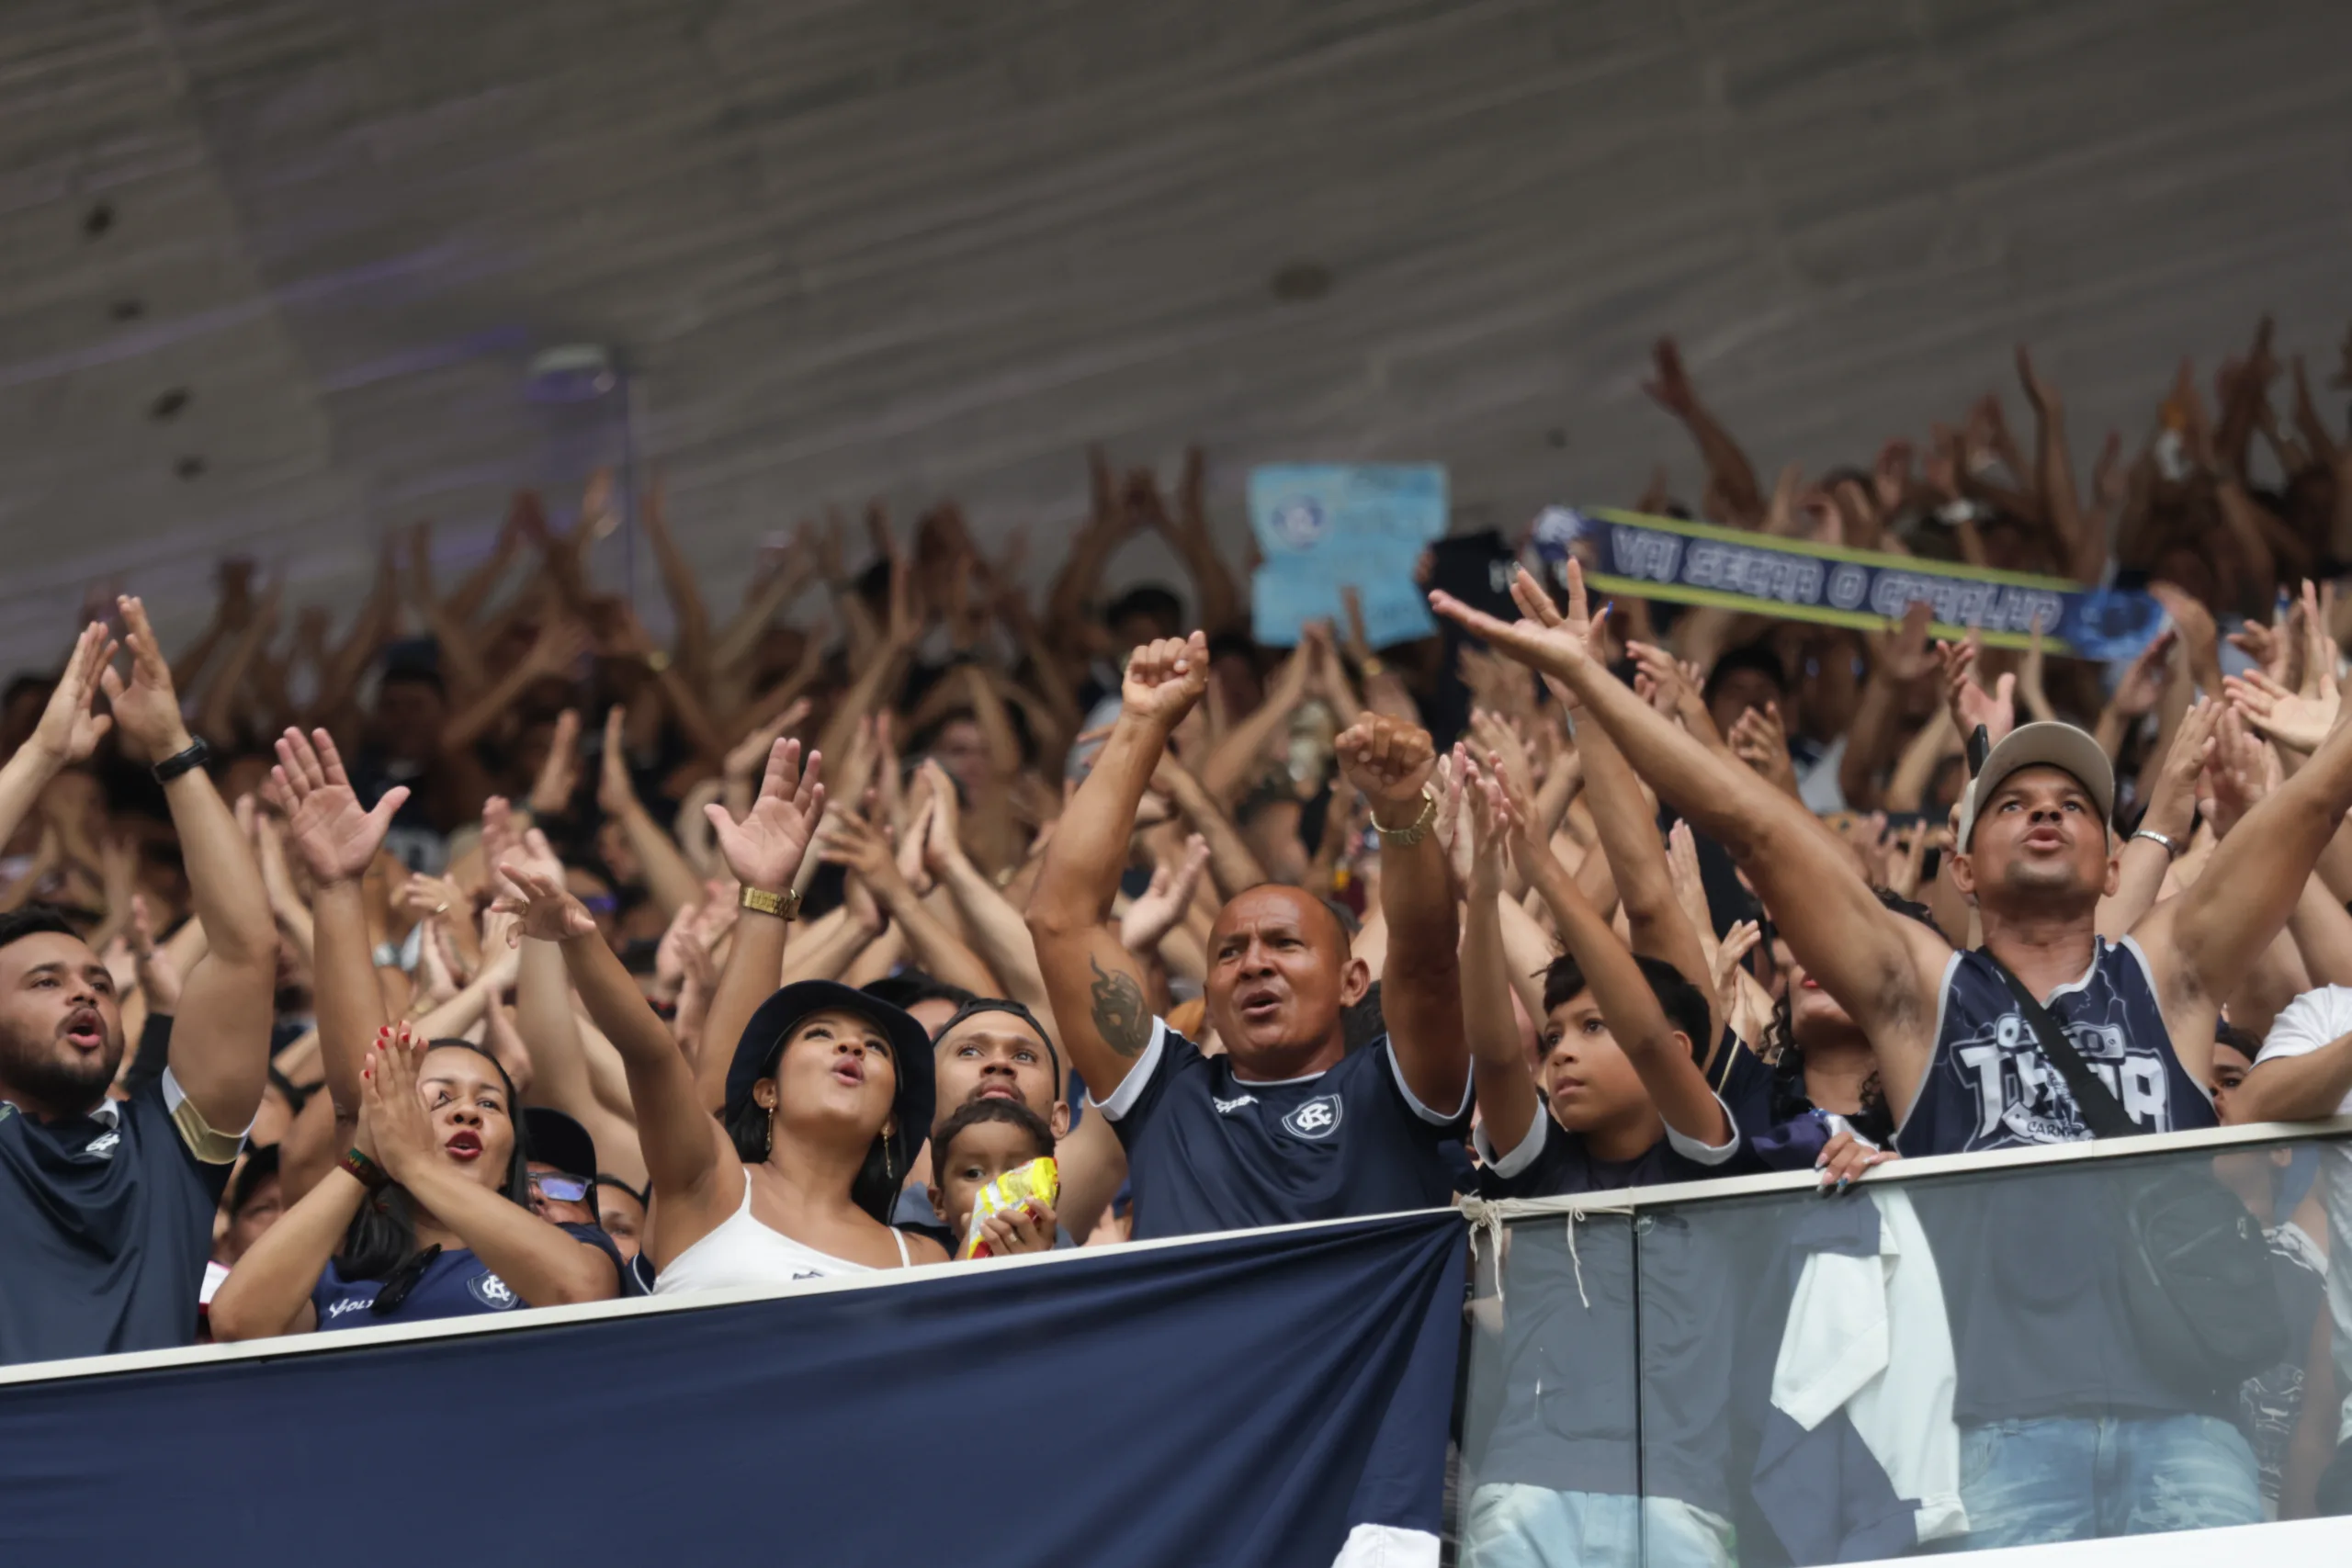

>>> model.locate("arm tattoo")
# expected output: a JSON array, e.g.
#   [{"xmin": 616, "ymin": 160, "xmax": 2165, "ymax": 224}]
[{"xmin": 1088, "ymin": 953, "xmax": 1152, "ymax": 1058}]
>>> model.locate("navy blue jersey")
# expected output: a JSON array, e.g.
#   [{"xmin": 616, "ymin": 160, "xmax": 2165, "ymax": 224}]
[
  {"xmin": 0, "ymin": 1070, "xmax": 236, "ymax": 1366},
  {"xmin": 1473, "ymin": 1098, "xmax": 1743, "ymax": 1201},
  {"xmin": 1894, "ymin": 937, "xmax": 2215, "ymax": 1157},
  {"xmin": 1467, "ymin": 1167, "xmax": 1740, "ymax": 1512},
  {"xmin": 1897, "ymin": 940, "xmax": 2223, "ymax": 1423},
  {"xmin": 312, "ymin": 1222, "xmax": 622, "ymax": 1330},
  {"xmin": 1098, "ymin": 1018, "xmax": 1471, "ymax": 1241}
]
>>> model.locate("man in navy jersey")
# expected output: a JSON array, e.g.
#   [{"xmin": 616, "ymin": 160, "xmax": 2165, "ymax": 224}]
[
  {"xmin": 0, "ymin": 608, "xmax": 279, "ymax": 1366},
  {"xmin": 1027, "ymin": 633, "xmax": 1470, "ymax": 1240},
  {"xmin": 1432, "ymin": 564, "xmax": 2352, "ymax": 1548}
]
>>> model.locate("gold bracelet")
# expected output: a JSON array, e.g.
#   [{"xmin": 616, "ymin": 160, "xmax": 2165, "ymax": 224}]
[
  {"xmin": 1368, "ymin": 785, "xmax": 1439, "ymax": 847},
  {"xmin": 739, "ymin": 885, "xmax": 802, "ymax": 920}
]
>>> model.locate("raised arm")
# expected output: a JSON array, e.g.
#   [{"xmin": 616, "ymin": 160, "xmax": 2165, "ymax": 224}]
[
  {"xmin": 639, "ymin": 481, "xmax": 713, "ymax": 686},
  {"xmin": 0, "ymin": 625, "xmax": 116, "ymax": 855},
  {"xmin": 1644, "ymin": 337, "xmax": 1764, "ymax": 525},
  {"xmin": 1334, "ymin": 714, "xmax": 1464, "ymax": 1111},
  {"xmin": 1026, "ymin": 634, "xmax": 1204, "ymax": 1100},
  {"xmin": 1564, "ymin": 669, "xmax": 1713, "ymax": 1014},
  {"xmin": 1431, "ymin": 566, "xmax": 1951, "ymax": 1115},
  {"xmin": 2140, "ymin": 704, "xmax": 2352, "ymax": 1078},
  {"xmin": 594, "ymin": 705, "xmax": 706, "ymax": 917},
  {"xmin": 496, "ymin": 852, "xmax": 739, "ymax": 1242},
  {"xmin": 266, "ymin": 728, "xmax": 407, "ymax": 1183},
  {"xmin": 1460, "ymin": 765, "xmax": 1539, "ymax": 1156},
  {"xmin": 687, "ymin": 739, "xmax": 827, "ymax": 1114},
  {"xmin": 102, "ymin": 598, "xmax": 277, "ymax": 1133},
  {"xmin": 920, "ymin": 761, "xmax": 1060, "ymax": 1030},
  {"xmin": 1151, "ymin": 751, "xmax": 1270, "ymax": 903},
  {"xmin": 1512, "ymin": 771, "xmax": 1731, "ymax": 1150}
]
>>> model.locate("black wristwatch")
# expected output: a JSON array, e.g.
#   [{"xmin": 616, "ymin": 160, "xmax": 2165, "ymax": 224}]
[{"xmin": 151, "ymin": 738, "xmax": 211, "ymax": 784}]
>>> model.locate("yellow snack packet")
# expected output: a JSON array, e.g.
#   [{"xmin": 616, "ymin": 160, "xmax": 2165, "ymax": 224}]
[{"xmin": 956, "ymin": 1156, "xmax": 1060, "ymax": 1260}]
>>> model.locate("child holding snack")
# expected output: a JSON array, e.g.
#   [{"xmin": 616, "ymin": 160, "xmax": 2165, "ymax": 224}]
[{"xmin": 928, "ymin": 1100, "xmax": 1060, "ymax": 1259}]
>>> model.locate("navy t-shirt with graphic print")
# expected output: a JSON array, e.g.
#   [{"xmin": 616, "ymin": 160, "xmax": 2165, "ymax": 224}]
[
  {"xmin": 312, "ymin": 1223, "xmax": 623, "ymax": 1330},
  {"xmin": 1896, "ymin": 938, "xmax": 2227, "ymax": 1424},
  {"xmin": 1098, "ymin": 1018, "xmax": 1472, "ymax": 1241}
]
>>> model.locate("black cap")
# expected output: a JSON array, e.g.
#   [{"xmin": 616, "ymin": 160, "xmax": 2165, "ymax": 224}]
[
  {"xmin": 523, "ymin": 1107, "xmax": 598, "ymax": 1182},
  {"xmin": 725, "ymin": 980, "xmax": 935, "ymax": 1179}
]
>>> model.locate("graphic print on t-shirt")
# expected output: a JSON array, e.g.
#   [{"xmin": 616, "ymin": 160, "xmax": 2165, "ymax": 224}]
[{"xmin": 1898, "ymin": 938, "xmax": 2212, "ymax": 1157}]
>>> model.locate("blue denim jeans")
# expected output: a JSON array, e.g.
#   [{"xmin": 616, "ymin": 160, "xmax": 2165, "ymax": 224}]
[
  {"xmin": 1462, "ymin": 1484, "xmax": 1734, "ymax": 1568},
  {"xmin": 1954, "ymin": 1415, "xmax": 2261, "ymax": 1548}
]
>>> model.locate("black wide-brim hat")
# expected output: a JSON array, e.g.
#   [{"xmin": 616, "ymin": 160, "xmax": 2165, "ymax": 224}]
[{"xmin": 724, "ymin": 980, "xmax": 936, "ymax": 1173}]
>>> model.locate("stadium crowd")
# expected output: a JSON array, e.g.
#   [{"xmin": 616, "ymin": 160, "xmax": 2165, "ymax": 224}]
[{"xmin": 2, "ymin": 321, "xmax": 2351, "ymax": 1560}]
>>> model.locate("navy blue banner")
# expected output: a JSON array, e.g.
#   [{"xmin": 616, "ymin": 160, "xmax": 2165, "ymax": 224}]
[
  {"xmin": 0, "ymin": 1211, "xmax": 1464, "ymax": 1568},
  {"xmin": 1531, "ymin": 507, "xmax": 2164, "ymax": 660}
]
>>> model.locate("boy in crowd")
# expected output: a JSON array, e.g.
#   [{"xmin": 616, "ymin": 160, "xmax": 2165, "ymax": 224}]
[
  {"xmin": 928, "ymin": 1099, "xmax": 1059, "ymax": 1258},
  {"xmin": 1456, "ymin": 760, "xmax": 1744, "ymax": 1568}
]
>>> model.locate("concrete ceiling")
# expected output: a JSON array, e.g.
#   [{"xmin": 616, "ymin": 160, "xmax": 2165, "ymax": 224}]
[{"xmin": 3, "ymin": 0, "xmax": 2350, "ymax": 671}]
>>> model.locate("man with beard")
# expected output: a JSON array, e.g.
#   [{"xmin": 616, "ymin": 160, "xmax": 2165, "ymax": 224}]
[
  {"xmin": 0, "ymin": 607, "xmax": 277, "ymax": 1365},
  {"xmin": 1028, "ymin": 633, "xmax": 1470, "ymax": 1240}
]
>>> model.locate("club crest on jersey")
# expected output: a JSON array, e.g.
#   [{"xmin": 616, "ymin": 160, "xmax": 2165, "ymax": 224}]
[
  {"xmin": 1282, "ymin": 1094, "xmax": 1343, "ymax": 1141},
  {"xmin": 467, "ymin": 1271, "xmax": 519, "ymax": 1310}
]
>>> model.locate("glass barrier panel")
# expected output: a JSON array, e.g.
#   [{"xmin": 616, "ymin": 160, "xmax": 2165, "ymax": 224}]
[{"xmin": 1463, "ymin": 1130, "xmax": 2352, "ymax": 1566}]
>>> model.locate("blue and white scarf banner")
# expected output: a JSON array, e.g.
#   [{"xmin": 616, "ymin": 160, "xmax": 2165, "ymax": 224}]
[
  {"xmin": 1531, "ymin": 507, "xmax": 2164, "ymax": 660},
  {"xmin": 0, "ymin": 1210, "xmax": 1464, "ymax": 1568}
]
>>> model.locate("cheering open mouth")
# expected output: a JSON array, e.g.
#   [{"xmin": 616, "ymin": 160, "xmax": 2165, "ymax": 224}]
[
  {"xmin": 62, "ymin": 1007, "xmax": 104, "ymax": 1052},
  {"xmin": 444, "ymin": 1129, "xmax": 483, "ymax": 1161}
]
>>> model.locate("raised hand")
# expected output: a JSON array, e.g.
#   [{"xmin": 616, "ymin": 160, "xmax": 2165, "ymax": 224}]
[
  {"xmin": 1120, "ymin": 632, "xmax": 1210, "ymax": 729},
  {"xmin": 2198, "ymin": 706, "xmax": 2273, "ymax": 840},
  {"xmin": 491, "ymin": 852, "xmax": 599, "ymax": 944},
  {"xmin": 2224, "ymin": 669, "xmax": 2337, "ymax": 754},
  {"xmin": 1335, "ymin": 713, "xmax": 1440, "ymax": 816},
  {"xmin": 1462, "ymin": 761, "xmax": 1514, "ymax": 902},
  {"xmin": 1727, "ymin": 702, "xmax": 1800, "ymax": 795},
  {"xmin": 528, "ymin": 710, "xmax": 582, "ymax": 816},
  {"xmin": 1643, "ymin": 336, "xmax": 1696, "ymax": 417},
  {"xmin": 268, "ymin": 728, "xmax": 406, "ymax": 885},
  {"xmin": 919, "ymin": 758, "xmax": 965, "ymax": 874},
  {"xmin": 596, "ymin": 705, "xmax": 639, "ymax": 816},
  {"xmin": 1122, "ymin": 834, "xmax": 1210, "ymax": 954},
  {"xmin": 2143, "ymin": 699, "xmax": 2221, "ymax": 835},
  {"xmin": 1935, "ymin": 632, "xmax": 2016, "ymax": 747},
  {"xmin": 358, "ymin": 1027, "xmax": 438, "ymax": 1186},
  {"xmin": 1428, "ymin": 560, "xmax": 1600, "ymax": 694},
  {"xmin": 703, "ymin": 739, "xmax": 825, "ymax": 894},
  {"xmin": 816, "ymin": 802, "xmax": 899, "ymax": 887},
  {"xmin": 96, "ymin": 596, "xmax": 193, "ymax": 762},
  {"xmin": 26, "ymin": 623, "xmax": 119, "ymax": 768},
  {"xmin": 2109, "ymin": 628, "xmax": 2177, "ymax": 719}
]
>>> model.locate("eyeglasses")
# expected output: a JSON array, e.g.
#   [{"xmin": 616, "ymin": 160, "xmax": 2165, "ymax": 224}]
[{"xmin": 531, "ymin": 1174, "xmax": 591, "ymax": 1203}]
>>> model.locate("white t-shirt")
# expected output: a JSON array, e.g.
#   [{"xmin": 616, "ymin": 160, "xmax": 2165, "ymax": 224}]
[{"xmin": 2256, "ymin": 986, "xmax": 2352, "ymax": 1445}]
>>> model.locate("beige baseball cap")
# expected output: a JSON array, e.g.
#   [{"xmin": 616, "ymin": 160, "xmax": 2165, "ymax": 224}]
[{"xmin": 1953, "ymin": 721, "xmax": 2116, "ymax": 850}]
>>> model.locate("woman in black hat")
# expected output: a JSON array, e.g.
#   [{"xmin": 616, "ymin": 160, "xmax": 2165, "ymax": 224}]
[{"xmin": 494, "ymin": 740, "xmax": 944, "ymax": 1286}]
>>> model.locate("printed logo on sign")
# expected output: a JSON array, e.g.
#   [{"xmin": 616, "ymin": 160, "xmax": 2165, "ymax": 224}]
[
  {"xmin": 1282, "ymin": 1095, "xmax": 1344, "ymax": 1141},
  {"xmin": 467, "ymin": 1271, "xmax": 519, "ymax": 1310},
  {"xmin": 1272, "ymin": 496, "xmax": 1326, "ymax": 550},
  {"xmin": 1212, "ymin": 1094, "xmax": 1259, "ymax": 1115}
]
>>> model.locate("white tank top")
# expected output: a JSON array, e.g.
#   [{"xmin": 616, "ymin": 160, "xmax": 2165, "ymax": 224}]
[{"xmin": 652, "ymin": 1172, "xmax": 911, "ymax": 1296}]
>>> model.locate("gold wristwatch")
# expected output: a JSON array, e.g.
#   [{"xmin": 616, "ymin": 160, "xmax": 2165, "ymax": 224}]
[
  {"xmin": 739, "ymin": 885, "xmax": 802, "ymax": 920},
  {"xmin": 1369, "ymin": 785, "xmax": 1440, "ymax": 847}
]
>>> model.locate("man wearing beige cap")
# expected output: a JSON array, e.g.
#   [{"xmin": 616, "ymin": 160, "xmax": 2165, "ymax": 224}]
[{"xmin": 1430, "ymin": 567, "xmax": 2352, "ymax": 1547}]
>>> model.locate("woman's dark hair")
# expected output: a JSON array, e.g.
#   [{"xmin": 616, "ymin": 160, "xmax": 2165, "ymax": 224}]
[
  {"xmin": 722, "ymin": 1029, "xmax": 906, "ymax": 1225},
  {"xmin": 337, "ymin": 1041, "xmax": 533, "ymax": 1280},
  {"xmin": 1759, "ymin": 890, "xmax": 1943, "ymax": 1143}
]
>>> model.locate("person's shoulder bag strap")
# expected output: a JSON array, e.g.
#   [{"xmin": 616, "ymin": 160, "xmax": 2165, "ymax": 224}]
[{"xmin": 1985, "ymin": 953, "xmax": 2139, "ymax": 1140}]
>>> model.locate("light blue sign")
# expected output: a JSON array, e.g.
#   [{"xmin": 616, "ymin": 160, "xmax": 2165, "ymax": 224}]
[{"xmin": 1248, "ymin": 465, "xmax": 1447, "ymax": 647}]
